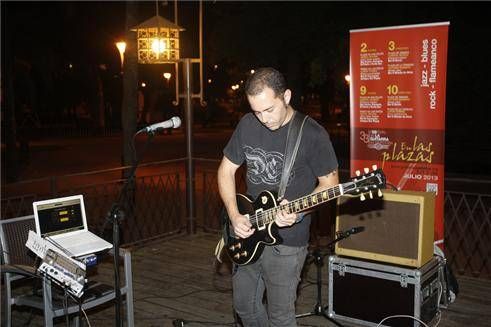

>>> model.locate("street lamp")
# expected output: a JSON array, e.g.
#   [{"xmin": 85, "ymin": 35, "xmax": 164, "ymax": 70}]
[
  {"xmin": 344, "ymin": 74, "xmax": 351, "ymax": 85},
  {"xmin": 132, "ymin": 15, "xmax": 185, "ymax": 64},
  {"xmin": 115, "ymin": 41, "xmax": 126, "ymax": 71},
  {"xmin": 163, "ymin": 72, "xmax": 172, "ymax": 86}
]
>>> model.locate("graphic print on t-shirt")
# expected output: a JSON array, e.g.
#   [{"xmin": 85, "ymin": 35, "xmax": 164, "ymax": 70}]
[{"xmin": 244, "ymin": 145, "xmax": 294, "ymax": 186}]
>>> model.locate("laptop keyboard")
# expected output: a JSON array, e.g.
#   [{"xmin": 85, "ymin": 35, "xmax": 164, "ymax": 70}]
[
  {"xmin": 66, "ymin": 233, "xmax": 102, "ymax": 246},
  {"xmin": 56, "ymin": 232, "xmax": 112, "ymax": 256}
]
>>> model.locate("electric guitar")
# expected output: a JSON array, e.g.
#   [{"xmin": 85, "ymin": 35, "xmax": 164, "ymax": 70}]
[{"xmin": 223, "ymin": 166, "xmax": 386, "ymax": 265}]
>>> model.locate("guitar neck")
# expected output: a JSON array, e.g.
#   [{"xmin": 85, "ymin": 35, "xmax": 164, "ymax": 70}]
[{"xmin": 258, "ymin": 184, "xmax": 345, "ymax": 225}]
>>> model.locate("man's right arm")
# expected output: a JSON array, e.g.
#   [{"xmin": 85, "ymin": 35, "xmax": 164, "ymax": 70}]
[{"xmin": 217, "ymin": 156, "xmax": 254, "ymax": 238}]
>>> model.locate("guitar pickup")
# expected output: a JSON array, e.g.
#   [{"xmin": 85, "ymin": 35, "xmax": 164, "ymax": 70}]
[{"xmin": 254, "ymin": 209, "xmax": 266, "ymax": 231}]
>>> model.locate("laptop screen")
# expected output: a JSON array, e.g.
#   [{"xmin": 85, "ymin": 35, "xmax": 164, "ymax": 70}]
[{"xmin": 36, "ymin": 198, "xmax": 85, "ymax": 237}]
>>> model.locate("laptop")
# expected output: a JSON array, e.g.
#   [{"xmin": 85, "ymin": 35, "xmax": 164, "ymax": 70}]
[{"xmin": 33, "ymin": 195, "xmax": 113, "ymax": 258}]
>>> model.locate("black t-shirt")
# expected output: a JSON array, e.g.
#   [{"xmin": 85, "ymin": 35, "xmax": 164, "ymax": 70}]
[{"xmin": 223, "ymin": 112, "xmax": 338, "ymax": 246}]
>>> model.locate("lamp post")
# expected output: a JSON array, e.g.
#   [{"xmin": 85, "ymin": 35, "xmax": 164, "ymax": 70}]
[{"xmin": 115, "ymin": 41, "xmax": 126, "ymax": 72}]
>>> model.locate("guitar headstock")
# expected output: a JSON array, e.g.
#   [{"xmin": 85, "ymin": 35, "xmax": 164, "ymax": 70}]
[{"xmin": 344, "ymin": 165, "xmax": 386, "ymax": 200}]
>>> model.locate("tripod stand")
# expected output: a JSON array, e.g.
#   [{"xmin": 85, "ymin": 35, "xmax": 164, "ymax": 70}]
[{"xmin": 296, "ymin": 231, "xmax": 359, "ymax": 326}]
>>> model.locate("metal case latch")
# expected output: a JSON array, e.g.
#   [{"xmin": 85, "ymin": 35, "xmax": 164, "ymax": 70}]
[
  {"xmin": 400, "ymin": 273, "xmax": 408, "ymax": 287},
  {"xmin": 336, "ymin": 263, "xmax": 346, "ymax": 276}
]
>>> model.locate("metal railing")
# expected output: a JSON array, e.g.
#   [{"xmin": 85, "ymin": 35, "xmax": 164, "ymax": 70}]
[
  {"xmin": 444, "ymin": 192, "xmax": 491, "ymax": 278},
  {"xmin": 1, "ymin": 160, "xmax": 186, "ymax": 245},
  {"xmin": 2, "ymin": 160, "xmax": 490, "ymax": 278}
]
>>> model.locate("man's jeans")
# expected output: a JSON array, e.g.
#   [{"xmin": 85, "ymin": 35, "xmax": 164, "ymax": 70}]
[{"xmin": 232, "ymin": 244, "xmax": 308, "ymax": 327}]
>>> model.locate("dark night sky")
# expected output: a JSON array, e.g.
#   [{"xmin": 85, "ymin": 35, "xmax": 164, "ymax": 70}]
[{"xmin": 2, "ymin": 1, "xmax": 491, "ymax": 174}]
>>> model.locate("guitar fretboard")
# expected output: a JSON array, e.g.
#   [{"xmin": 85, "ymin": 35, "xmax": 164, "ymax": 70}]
[{"xmin": 250, "ymin": 184, "xmax": 345, "ymax": 227}]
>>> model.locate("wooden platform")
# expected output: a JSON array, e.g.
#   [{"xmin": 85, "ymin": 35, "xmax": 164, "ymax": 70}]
[{"xmin": 7, "ymin": 232, "xmax": 491, "ymax": 326}]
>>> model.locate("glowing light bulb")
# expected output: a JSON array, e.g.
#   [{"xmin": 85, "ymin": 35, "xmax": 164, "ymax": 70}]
[{"xmin": 151, "ymin": 38, "xmax": 166, "ymax": 54}]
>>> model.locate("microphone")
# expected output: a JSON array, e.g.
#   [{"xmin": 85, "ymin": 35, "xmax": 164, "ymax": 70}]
[
  {"xmin": 139, "ymin": 116, "xmax": 181, "ymax": 133},
  {"xmin": 338, "ymin": 226, "xmax": 365, "ymax": 238}
]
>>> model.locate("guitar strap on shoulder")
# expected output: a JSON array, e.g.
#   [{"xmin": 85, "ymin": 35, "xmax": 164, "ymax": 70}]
[{"xmin": 277, "ymin": 110, "xmax": 308, "ymax": 201}]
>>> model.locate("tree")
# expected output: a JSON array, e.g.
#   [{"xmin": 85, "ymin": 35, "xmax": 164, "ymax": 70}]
[{"xmin": 121, "ymin": 1, "xmax": 138, "ymax": 174}]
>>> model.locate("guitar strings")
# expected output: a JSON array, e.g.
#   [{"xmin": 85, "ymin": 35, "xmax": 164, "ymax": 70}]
[
  {"xmin": 245, "ymin": 173, "xmax": 384, "ymax": 227},
  {"xmin": 247, "ymin": 185, "xmax": 342, "ymax": 227}
]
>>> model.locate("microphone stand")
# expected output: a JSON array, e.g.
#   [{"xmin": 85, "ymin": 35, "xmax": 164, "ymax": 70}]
[
  {"xmin": 101, "ymin": 129, "xmax": 156, "ymax": 327},
  {"xmin": 296, "ymin": 231, "xmax": 356, "ymax": 326}
]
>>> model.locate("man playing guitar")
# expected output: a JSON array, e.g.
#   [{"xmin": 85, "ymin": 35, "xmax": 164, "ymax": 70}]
[{"xmin": 218, "ymin": 67, "xmax": 339, "ymax": 326}]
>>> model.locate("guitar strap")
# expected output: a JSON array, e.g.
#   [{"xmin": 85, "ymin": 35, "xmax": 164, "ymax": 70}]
[{"xmin": 277, "ymin": 110, "xmax": 308, "ymax": 201}]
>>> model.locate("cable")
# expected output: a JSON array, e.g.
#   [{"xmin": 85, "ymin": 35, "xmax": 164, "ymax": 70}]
[
  {"xmin": 376, "ymin": 314, "xmax": 430, "ymax": 327},
  {"xmin": 67, "ymin": 292, "xmax": 93, "ymax": 327},
  {"xmin": 437, "ymin": 281, "xmax": 443, "ymax": 311},
  {"xmin": 81, "ymin": 306, "xmax": 92, "ymax": 327},
  {"xmin": 434, "ymin": 281, "xmax": 443, "ymax": 327}
]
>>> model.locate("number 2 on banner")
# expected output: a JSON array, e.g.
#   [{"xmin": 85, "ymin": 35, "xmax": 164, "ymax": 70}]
[{"xmin": 361, "ymin": 43, "xmax": 368, "ymax": 53}]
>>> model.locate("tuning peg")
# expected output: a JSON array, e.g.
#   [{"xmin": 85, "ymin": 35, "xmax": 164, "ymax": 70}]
[
  {"xmin": 364, "ymin": 167, "xmax": 369, "ymax": 174},
  {"xmin": 360, "ymin": 193, "xmax": 366, "ymax": 201},
  {"xmin": 355, "ymin": 170, "xmax": 361, "ymax": 176},
  {"xmin": 372, "ymin": 164, "xmax": 378, "ymax": 170},
  {"xmin": 377, "ymin": 189, "xmax": 383, "ymax": 197},
  {"xmin": 369, "ymin": 191, "xmax": 373, "ymax": 199}
]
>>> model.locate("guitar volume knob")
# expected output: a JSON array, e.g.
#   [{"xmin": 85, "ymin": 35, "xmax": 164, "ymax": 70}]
[{"xmin": 241, "ymin": 251, "xmax": 248, "ymax": 257}]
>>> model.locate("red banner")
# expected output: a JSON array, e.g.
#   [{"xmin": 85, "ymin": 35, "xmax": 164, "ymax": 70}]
[{"xmin": 349, "ymin": 22, "xmax": 449, "ymax": 246}]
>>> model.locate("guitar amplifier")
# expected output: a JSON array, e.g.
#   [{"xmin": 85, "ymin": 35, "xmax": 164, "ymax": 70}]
[{"xmin": 335, "ymin": 190, "xmax": 435, "ymax": 268}]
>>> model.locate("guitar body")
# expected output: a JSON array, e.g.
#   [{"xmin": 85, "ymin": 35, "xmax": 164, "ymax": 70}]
[
  {"xmin": 223, "ymin": 190, "xmax": 283, "ymax": 265},
  {"xmin": 221, "ymin": 167, "xmax": 386, "ymax": 266}
]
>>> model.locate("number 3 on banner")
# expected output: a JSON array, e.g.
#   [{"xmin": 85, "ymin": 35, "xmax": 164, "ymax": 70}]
[{"xmin": 388, "ymin": 40, "xmax": 396, "ymax": 51}]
